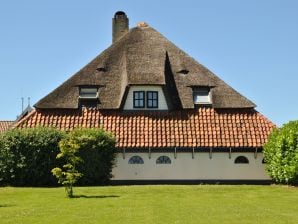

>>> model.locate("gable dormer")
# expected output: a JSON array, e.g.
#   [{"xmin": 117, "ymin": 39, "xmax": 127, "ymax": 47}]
[{"xmin": 123, "ymin": 85, "xmax": 168, "ymax": 110}]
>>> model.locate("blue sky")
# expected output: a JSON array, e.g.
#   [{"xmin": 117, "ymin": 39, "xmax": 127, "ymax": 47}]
[{"xmin": 0, "ymin": 0, "xmax": 297, "ymax": 126}]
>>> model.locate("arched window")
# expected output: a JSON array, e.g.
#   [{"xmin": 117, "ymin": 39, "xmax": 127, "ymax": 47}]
[
  {"xmin": 128, "ymin": 156, "xmax": 144, "ymax": 164},
  {"xmin": 234, "ymin": 156, "xmax": 249, "ymax": 164},
  {"xmin": 262, "ymin": 158, "xmax": 266, "ymax": 164},
  {"xmin": 156, "ymin": 156, "xmax": 171, "ymax": 164}
]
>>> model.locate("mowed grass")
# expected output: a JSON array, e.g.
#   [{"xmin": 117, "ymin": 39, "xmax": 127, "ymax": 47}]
[{"xmin": 0, "ymin": 185, "xmax": 297, "ymax": 224}]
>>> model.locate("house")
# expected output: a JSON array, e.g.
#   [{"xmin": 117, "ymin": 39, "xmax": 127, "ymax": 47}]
[
  {"xmin": 16, "ymin": 11, "xmax": 275, "ymax": 183},
  {"xmin": 0, "ymin": 121, "xmax": 14, "ymax": 134}
]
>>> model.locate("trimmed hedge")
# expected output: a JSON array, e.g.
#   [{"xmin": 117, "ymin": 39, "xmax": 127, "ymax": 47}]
[
  {"xmin": 64, "ymin": 129, "xmax": 117, "ymax": 185},
  {"xmin": 264, "ymin": 120, "xmax": 298, "ymax": 184},
  {"xmin": 0, "ymin": 127, "xmax": 64, "ymax": 186},
  {"xmin": 0, "ymin": 127, "xmax": 116, "ymax": 187}
]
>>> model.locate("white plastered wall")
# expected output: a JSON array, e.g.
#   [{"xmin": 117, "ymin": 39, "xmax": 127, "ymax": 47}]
[
  {"xmin": 112, "ymin": 152, "xmax": 271, "ymax": 180},
  {"xmin": 123, "ymin": 85, "xmax": 168, "ymax": 110}
]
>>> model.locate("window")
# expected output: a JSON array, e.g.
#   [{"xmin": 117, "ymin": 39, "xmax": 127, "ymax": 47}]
[
  {"xmin": 79, "ymin": 88, "xmax": 98, "ymax": 99},
  {"xmin": 133, "ymin": 91, "xmax": 145, "ymax": 108},
  {"xmin": 193, "ymin": 87, "xmax": 211, "ymax": 104},
  {"xmin": 234, "ymin": 156, "xmax": 249, "ymax": 164},
  {"xmin": 262, "ymin": 158, "xmax": 266, "ymax": 164},
  {"xmin": 156, "ymin": 156, "xmax": 171, "ymax": 164},
  {"xmin": 128, "ymin": 156, "xmax": 144, "ymax": 164},
  {"xmin": 79, "ymin": 87, "xmax": 98, "ymax": 108},
  {"xmin": 147, "ymin": 91, "xmax": 158, "ymax": 108}
]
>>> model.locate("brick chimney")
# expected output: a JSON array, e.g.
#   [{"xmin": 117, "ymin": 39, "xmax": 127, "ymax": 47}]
[{"xmin": 112, "ymin": 11, "xmax": 129, "ymax": 43}]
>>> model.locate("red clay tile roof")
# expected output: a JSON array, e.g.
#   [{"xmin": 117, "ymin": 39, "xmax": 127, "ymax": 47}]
[
  {"xmin": 16, "ymin": 108, "xmax": 275, "ymax": 148},
  {"xmin": 0, "ymin": 121, "xmax": 14, "ymax": 133}
]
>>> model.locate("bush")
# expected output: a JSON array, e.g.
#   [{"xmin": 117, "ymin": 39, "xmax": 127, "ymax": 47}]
[
  {"xmin": 0, "ymin": 127, "xmax": 64, "ymax": 186},
  {"xmin": 263, "ymin": 121, "xmax": 298, "ymax": 184},
  {"xmin": 59, "ymin": 128, "xmax": 117, "ymax": 186}
]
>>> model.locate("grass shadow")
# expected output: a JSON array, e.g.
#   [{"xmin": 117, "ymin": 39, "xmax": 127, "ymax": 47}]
[
  {"xmin": 71, "ymin": 195, "xmax": 120, "ymax": 199},
  {"xmin": 0, "ymin": 204, "xmax": 14, "ymax": 208}
]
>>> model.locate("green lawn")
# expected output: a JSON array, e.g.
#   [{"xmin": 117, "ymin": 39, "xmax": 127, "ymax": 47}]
[{"xmin": 0, "ymin": 185, "xmax": 297, "ymax": 224}]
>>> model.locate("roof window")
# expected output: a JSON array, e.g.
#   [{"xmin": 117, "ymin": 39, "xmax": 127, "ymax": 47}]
[
  {"xmin": 193, "ymin": 87, "xmax": 211, "ymax": 104},
  {"xmin": 79, "ymin": 87, "xmax": 98, "ymax": 99}
]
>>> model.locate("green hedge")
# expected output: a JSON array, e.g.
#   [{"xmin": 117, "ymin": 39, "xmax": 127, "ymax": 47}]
[
  {"xmin": 0, "ymin": 127, "xmax": 64, "ymax": 186},
  {"xmin": 0, "ymin": 127, "xmax": 116, "ymax": 187},
  {"xmin": 264, "ymin": 120, "xmax": 298, "ymax": 184},
  {"xmin": 62, "ymin": 129, "xmax": 117, "ymax": 186}
]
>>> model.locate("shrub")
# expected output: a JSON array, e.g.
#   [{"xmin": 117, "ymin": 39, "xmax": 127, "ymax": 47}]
[
  {"xmin": 0, "ymin": 127, "xmax": 64, "ymax": 186},
  {"xmin": 59, "ymin": 128, "xmax": 117, "ymax": 186},
  {"xmin": 263, "ymin": 120, "xmax": 298, "ymax": 184}
]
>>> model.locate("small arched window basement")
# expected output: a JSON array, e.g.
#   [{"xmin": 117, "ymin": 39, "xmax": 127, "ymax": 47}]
[
  {"xmin": 128, "ymin": 156, "xmax": 144, "ymax": 164},
  {"xmin": 234, "ymin": 156, "xmax": 249, "ymax": 164},
  {"xmin": 156, "ymin": 156, "xmax": 171, "ymax": 164}
]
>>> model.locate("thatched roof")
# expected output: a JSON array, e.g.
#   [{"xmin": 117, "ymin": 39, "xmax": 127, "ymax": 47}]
[{"xmin": 35, "ymin": 24, "xmax": 256, "ymax": 109}]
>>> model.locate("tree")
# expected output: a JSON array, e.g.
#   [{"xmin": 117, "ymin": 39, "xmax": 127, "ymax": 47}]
[
  {"xmin": 263, "ymin": 120, "xmax": 298, "ymax": 184},
  {"xmin": 51, "ymin": 136, "xmax": 83, "ymax": 198},
  {"xmin": 52, "ymin": 128, "xmax": 116, "ymax": 197}
]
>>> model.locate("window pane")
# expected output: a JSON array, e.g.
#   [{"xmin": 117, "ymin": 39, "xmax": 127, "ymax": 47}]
[
  {"xmin": 139, "ymin": 100, "xmax": 144, "ymax": 107},
  {"xmin": 156, "ymin": 156, "xmax": 171, "ymax": 164},
  {"xmin": 80, "ymin": 88, "xmax": 97, "ymax": 98},
  {"xmin": 234, "ymin": 156, "xmax": 249, "ymax": 164},
  {"xmin": 152, "ymin": 92, "xmax": 157, "ymax": 99},
  {"xmin": 129, "ymin": 156, "xmax": 144, "ymax": 164},
  {"xmin": 193, "ymin": 89, "xmax": 210, "ymax": 104}
]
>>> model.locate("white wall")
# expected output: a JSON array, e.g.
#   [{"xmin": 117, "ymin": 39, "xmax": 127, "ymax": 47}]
[
  {"xmin": 123, "ymin": 85, "xmax": 168, "ymax": 110},
  {"xmin": 112, "ymin": 152, "xmax": 271, "ymax": 180}
]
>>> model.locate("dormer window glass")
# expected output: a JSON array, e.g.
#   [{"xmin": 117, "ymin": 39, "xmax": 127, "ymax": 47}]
[
  {"xmin": 193, "ymin": 87, "xmax": 211, "ymax": 104},
  {"xmin": 79, "ymin": 87, "xmax": 98, "ymax": 99},
  {"xmin": 147, "ymin": 91, "xmax": 158, "ymax": 108},
  {"xmin": 133, "ymin": 91, "xmax": 145, "ymax": 108}
]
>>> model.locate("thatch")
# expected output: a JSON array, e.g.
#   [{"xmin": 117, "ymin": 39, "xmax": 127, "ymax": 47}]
[{"xmin": 35, "ymin": 25, "xmax": 256, "ymax": 109}]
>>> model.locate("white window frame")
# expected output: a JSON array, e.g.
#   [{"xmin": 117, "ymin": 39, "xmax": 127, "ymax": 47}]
[{"xmin": 193, "ymin": 88, "xmax": 212, "ymax": 104}]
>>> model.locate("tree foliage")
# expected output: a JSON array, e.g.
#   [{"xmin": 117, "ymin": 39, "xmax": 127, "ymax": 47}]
[
  {"xmin": 0, "ymin": 127, "xmax": 64, "ymax": 186},
  {"xmin": 67, "ymin": 128, "xmax": 117, "ymax": 185},
  {"xmin": 51, "ymin": 128, "xmax": 116, "ymax": 197},
  {"xmin": 263, "ymin": 120, "xmax": 298, "ymax": 184},
  {"xmin": 51, "ymin": 136, "xmax": 83, "ymax": 197}
]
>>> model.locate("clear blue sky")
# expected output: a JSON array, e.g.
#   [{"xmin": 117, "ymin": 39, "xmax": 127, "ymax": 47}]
[{"xmin": 0, "ymin": 0, "xmax": 297, "ymax": 126}]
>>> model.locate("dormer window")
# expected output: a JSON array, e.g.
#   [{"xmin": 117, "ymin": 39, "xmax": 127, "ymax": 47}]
[
  {"xmin": 79, "ymin": 87, "xmax": 98, "ymax": 108},
  {"xmin": 79, "ymin": 87, "xmax": 98, "ymax": 99},
  {"xmin": 193, "ymin": 87, "xmax": 211, "ymax": 105},
  {"xmin": 124, "ymin": 86, "xmax": 167, "ymax": 110}
]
